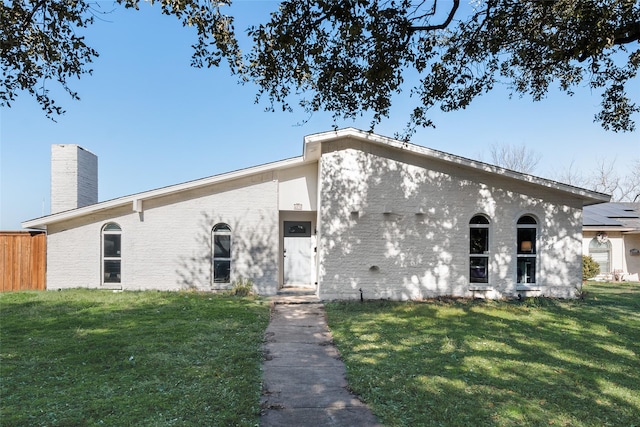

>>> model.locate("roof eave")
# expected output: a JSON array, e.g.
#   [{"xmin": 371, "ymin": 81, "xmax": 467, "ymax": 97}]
[
  {"xmin": 22, "ymin": 155, "xmax": 307, "ymax": 229},
  {"xmin": 583, "ymin": 225, "xmax": 636, "ymax": 232},
  {"xmin": 305, "ymin": 128, "xmax": 611, "ymax": 206}
]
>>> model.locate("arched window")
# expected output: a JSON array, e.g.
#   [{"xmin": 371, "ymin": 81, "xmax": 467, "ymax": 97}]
[
  {"xmin": 470, "ymin": 215, "xmax": 490, "ymax": 283},
  {"xmin": 589, "ymin": 235, "xmax": 611, "ymax": 275},
  {"xmin": 102, "ymin": 223, "xmax": 122, "ymax": 284},
  {"xmin": 517, "ymin": 215, "xmax": 537, "ymax": 284},
  {"xmin": 212, "ymin": 223, "xmax": 231, "ymax": 284}
]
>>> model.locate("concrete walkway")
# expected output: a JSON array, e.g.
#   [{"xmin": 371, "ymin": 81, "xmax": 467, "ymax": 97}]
[{"xmin": 261, "ymin": 291, "xmax": 381, "ymax": 426}]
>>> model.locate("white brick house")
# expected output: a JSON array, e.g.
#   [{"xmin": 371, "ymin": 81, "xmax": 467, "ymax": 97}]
[{"xmin": 23, "ymin": 129, "xmax": 609, "ymax": 299}]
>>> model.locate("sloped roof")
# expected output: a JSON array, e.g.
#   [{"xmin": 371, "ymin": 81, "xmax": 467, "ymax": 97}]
[
  {"xmin": 23, "ymin": 128, "xmax": 610, "ymax": 229},
  {"xmin": 307, "ymin": 128, "xmax": 609, "ymax": 203},
  {"xmin": 22, "ymin": 155, "xmax": 307, "ymax": 229},
  {"xmin": 583, "ymin": 202, "xmax": 640, "ymax": 231}
]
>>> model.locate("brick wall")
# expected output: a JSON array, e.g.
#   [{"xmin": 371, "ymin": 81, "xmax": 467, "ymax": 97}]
[
  {"xmin": 46, "ymin": 174, "xmax": 279, "ymax": 294},
  {"xmin": 51, "ymin": 145, "xmax": 97, "ymax": 214},
  {"xmin": 317, "ymin": 140, "xmax": 583, "ymax": 300}
]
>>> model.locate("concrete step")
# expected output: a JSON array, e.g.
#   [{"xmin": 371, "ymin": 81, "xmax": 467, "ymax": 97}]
[
  {"xmin": 271, "ymin": 287, "xmax": 319, "ymax": 304},
  {"xmin": 278, "ymin": 288, "xmax": 315, "ymax": 295}
]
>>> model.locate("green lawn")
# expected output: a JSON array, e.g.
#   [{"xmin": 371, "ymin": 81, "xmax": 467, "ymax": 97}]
[
  {"xmin": 326, "ymin": 282, "xmax": 640, "ymax": 427},
  {"xmin": 3, "ymin": 284, "xmax": 639, "ymax": 426},
  {"xmin": 0, "ymin": 290, "xmax": 270, "ymax": 426}
]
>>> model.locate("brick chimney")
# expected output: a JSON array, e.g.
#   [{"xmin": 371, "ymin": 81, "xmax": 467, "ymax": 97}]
[{"xmin": 51, "ymin": 145, "xmax": 98, "ymax": 214}]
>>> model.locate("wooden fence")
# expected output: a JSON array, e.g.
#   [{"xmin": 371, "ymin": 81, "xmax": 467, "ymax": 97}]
[{"xmin": 1, "ymin": 231, "xmax": 46, "ymax": 292}]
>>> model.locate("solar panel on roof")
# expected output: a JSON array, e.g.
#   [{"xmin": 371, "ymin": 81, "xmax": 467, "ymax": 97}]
[
  {"xmin": 583, "ymin": 212, "xmax": 622, "ymax": 226},
  {"xmin": 582, "ymin": 203, "xmax": 637, "ymax": 226}
]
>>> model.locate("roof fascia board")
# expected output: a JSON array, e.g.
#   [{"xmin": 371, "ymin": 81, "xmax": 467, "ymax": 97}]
[
  {"xmin": 305, "ymin": 128, "xmax": 610, "ymax": 205},
  {"xmin": 22, "ymin": 156, "xmax": 306, "ymax": 229},
  {"xmin": 583, "ymin": 226, "xmax": 635, "ymax": 232}
]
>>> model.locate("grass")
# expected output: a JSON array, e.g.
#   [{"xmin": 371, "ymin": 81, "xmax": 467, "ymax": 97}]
[
  {"xmin": 3, "ymin": 283, "xmax": 638, "ymax": 426},
  {"xmin": 325, "ymin": 282, "xmax": 640, "ymax": 427},
  {"xmin": 0, "ymin": 289, "xmax": 270, "ymax": 426}
]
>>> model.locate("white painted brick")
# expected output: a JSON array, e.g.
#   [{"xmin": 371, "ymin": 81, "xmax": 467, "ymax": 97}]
[
  {"xmin": 47, "ymin": 176, "xmax": 279, "ymax": 294},
  {"xmin": 51, "ymin": 145, "xmax": 97, "ymax": 213},
  {"xmin": 317, "ymin": 141, "xmax": 583, "ymax": 300},
  {"xmin": 44, "ymin": 136, "xmax": 586, "ymax": 300}
]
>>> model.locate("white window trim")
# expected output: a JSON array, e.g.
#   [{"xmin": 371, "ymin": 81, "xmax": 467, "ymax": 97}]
[
  {"xmin": 212, "ymin": 224, "xmax": 232, "ymax": 285},
  {"xmin": 516, "ymin": 216, "xmax": 538, "ymax": 285},
  {"xmin": 469, "ymin": 215, "xmax": 491, "ymax": 285},
  {"xmin": 101, "ymin": 223, "xmax": 122, "ymax": 288},
  {"xmin": 588, "ymin": 237, "xmax": 611, "ymax": 275}
]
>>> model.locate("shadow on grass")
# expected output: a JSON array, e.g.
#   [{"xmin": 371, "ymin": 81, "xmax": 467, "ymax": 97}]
[
  {"xmin": 0, "ymin": 290, "xmax": 269, "ymax": 426},
  {"xmin": 325, "ymin": 282, "xmax": 640, "ymax": 426}
]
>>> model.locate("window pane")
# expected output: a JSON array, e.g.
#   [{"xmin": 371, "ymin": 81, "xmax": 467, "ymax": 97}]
[
  {"xmin": 104, "ymin": 260, "xmax": 121, "ymax": 283},
  {"xmin": 104, "ymin": 223, "xmax": 121, "ymax": 231},
  {"xmin": 470, "ymin": 215, "xmax": 489, "ymax": 225},
  {"xmin": 288, "ymin": 225, "xmax": 307, "ymax": 234},
  {"xmin": 517, "ymin": 215, "xmax": 537, "ymax": 224},
  {"xmin": 470, "ymin": 228, "xmax": 489, "ymax": 254},
  {"xmin": 104, "ymin": 234, "xmax": 121, "ymax": 258},
  {"xmin": 589, "ymin": 239, "xmax": 610, "ymax": 251},
  {"xmin": 517, "ymin": 228, "xmax": 536, "ymax": 253},
  {"xmin": 213, "ymin": 223, "xmax": 231, "ymax": 232},
  {"xmin": 214, "ymin": 235, "xmax": 231, "ymax": 258},
  {"xmin": 213, "ymin": 260, "xmax": 231, "ymax": 283},
  {"xmin": 517, "ymin": 258, "xmax": 536, "ymax": 283},
  {"xmin": 284, "ymin": 221, "xmax": 312, "ymax": 237},
  {"xmin": 590, "ymin": 252, "xmax": 610, "ymax": 274},
  {"xmin": 470, "ymin": 257, "xmax": 489, "ymax": 283}
]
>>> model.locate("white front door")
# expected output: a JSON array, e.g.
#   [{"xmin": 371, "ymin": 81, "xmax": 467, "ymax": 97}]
[{"xmin": 283, "ymin": 221, "xmax": 314, "ymax": 287}]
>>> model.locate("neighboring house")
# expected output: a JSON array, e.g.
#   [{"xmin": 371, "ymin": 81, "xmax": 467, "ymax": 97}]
[
  {"xmin": 23, "ymin": 128, "xmax": 609, "ymax": 299},
  {"xmin": 583, "ymin": 203, "xmax": 640, "ymax": 281}
]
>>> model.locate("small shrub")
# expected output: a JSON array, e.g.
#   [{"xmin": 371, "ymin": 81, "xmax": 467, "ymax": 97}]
[
  {"xmin": 232, "ymin": 278, "xmax": 254, "ymax": 296},
  {"xmin": 583, "ymin": 255, "xmax": 600, "ymax": 280}
]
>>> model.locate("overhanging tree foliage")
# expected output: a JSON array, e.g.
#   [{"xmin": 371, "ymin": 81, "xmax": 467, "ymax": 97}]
[
  {"xmin": 2, "ymin": 0, "xmax": 639, "ymax": 135},
  {"xmin": 1, "ymin": 0, "xmax": 241, "ymax": 117},
  {"xmin": 2, "ymin": 0, "xmax": 98, "ymax": 116},
  {"xmin": 246, "ymin": 0, "xmax": 640, "ymax": 136}
]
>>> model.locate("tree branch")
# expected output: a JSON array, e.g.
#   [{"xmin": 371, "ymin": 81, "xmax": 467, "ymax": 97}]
[
  {"xmin": 409, "ymin": 0, "xmax": 459, "ymax": 32},
  {"xmin": 613, "ymin": 21, "xmax": 640, "ymax": 45},
  {"xmin": 20, "ymin": 0, "xmax": 48, "ymax": 31},
  {"xmin": 409, "ymin": 0, "xmax": 437, "ymax": 21}
]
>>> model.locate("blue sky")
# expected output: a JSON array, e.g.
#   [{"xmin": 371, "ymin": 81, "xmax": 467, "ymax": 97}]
[{"xmin": 1, "ymin": 0, "xmax": 638, "ymax": 230}]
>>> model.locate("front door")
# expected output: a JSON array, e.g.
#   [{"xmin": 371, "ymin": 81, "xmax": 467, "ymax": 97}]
[{"xmin": 283, "ymin": 221, "xmax": 314, "ymax": 287}]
